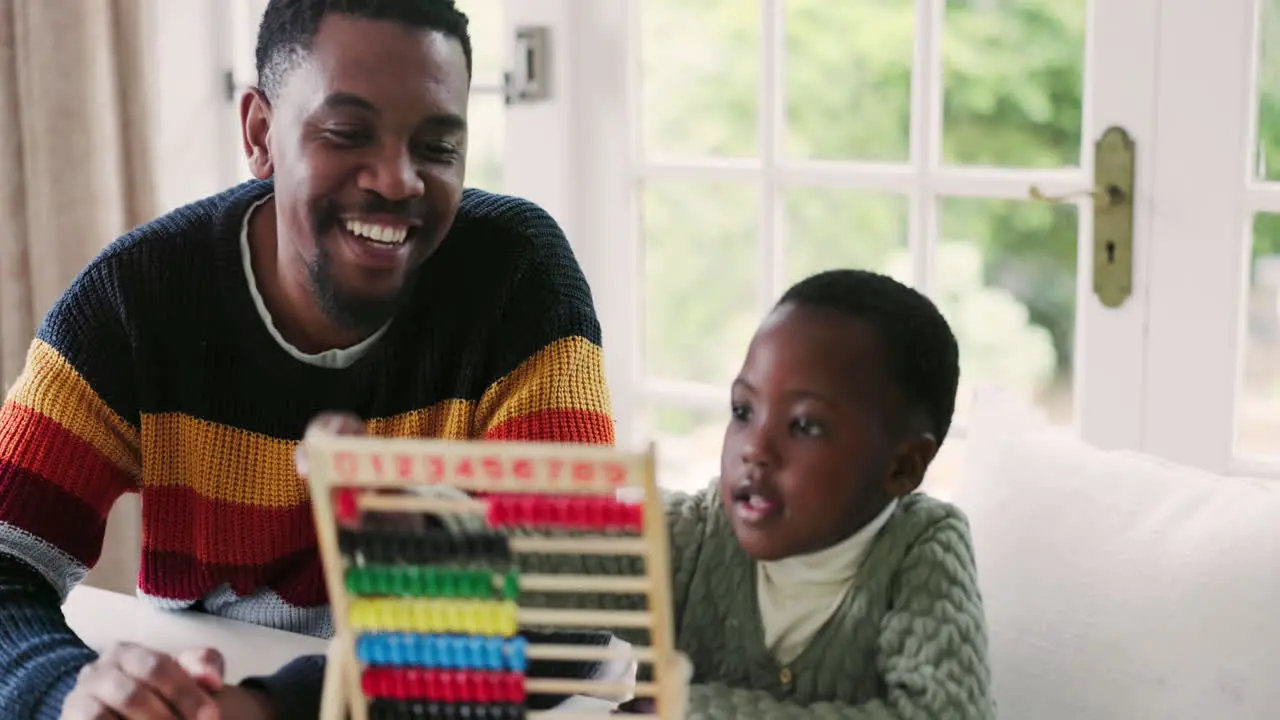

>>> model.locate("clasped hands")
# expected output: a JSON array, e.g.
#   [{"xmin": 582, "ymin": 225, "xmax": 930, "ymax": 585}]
[{"xmin": 59, "ymin": 643, "xmax": 272, "ymax": 720}]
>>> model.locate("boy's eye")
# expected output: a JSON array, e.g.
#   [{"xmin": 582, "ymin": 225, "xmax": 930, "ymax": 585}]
[
  {"xmin": 791, "ymin": 416, "xmax": 824, "ymax": 437},
  {"xmin": 730, "ymin": 403, "xmax": 751, "ymax": 422}
]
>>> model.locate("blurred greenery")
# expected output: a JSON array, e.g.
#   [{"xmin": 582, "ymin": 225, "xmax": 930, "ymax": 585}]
[{"xmin": 640, "ymin": 0, "xmax": 1280, "ymax": 435}]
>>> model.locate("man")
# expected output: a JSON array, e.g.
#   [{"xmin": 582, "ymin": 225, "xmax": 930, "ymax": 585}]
[{"xmin": 0, "ymin": 1, "xmax": 614, "ymax": 718}]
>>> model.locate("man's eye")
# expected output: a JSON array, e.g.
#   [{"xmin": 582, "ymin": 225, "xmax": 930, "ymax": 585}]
[
  {"xmin": 730, "ymin": 403, "xmax": 751, "ymax": 421},
  {"xmin": 324, "ymin": 128, "xmax": 370, "ymax": 145}
]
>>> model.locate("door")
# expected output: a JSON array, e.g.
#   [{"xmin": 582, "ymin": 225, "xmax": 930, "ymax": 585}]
[
  {"xmin": 1139, "ymin": 0, "xmax": 1280, "ymax": 476},
  {"xmin": 565, "ymin": 0, "xmax": 1162, "ymax": 494}
]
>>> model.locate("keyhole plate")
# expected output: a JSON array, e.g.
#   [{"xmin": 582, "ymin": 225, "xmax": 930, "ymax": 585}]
[{"xmin": 1093, "ymin": 126, "xmax": 1135, "ymax": 308}]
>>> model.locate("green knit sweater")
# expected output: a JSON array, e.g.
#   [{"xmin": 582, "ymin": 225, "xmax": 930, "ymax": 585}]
[{"xmin": 519, "ymin": 488, "xmax": 995, "ymax": 719}]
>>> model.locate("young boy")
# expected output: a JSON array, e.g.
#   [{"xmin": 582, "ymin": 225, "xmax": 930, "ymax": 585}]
[
  {"xmin": 297, "ymin": 269, "xmax": 994, "ymax": 717},
  {"xmin": 601, "ymin": 268, "xmax": 995, "ymax": 717}
]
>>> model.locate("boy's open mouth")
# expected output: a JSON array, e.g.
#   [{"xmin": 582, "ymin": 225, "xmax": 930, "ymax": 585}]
[{"xmin": 731, "ymin": 483, "xmax": 782, "ymax": 525}]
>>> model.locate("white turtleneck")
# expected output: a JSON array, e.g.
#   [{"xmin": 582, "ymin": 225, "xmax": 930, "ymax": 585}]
[{"xmin": 756, "ymin": 499, "xmax": 899, "ymax": 665}]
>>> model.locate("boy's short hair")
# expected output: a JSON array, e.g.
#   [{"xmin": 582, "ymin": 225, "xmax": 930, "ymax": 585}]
[
  {"xmin": 778, "ymin": 269, "xmax": 960, "ymax": 446},
  {"xmin": 255, "ymin": 0, "xmax": 473, "ymax": 100}
]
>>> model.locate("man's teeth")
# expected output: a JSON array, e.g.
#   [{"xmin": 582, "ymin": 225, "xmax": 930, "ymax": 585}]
[
  {"xmin": 747, "ymin": 494, "xmax": 773, "ymax": 509},
  {"xmin": 344, "ymin": 220, "xmax": 408, "ymax": 244}
]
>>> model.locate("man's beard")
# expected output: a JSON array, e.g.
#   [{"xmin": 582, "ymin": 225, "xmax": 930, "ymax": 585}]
[{"xmin": 307, "ymin": 229, "xmax": 414, "ymax": 334}]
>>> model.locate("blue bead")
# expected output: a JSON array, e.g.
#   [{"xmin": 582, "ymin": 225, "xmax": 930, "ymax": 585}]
[
  {"xmin": 355, "ymin": 635, "xmax": 371, "ymax": 664},
  {"xmin": 423, "ymin": 634, "xmax": 439, "ymax": 667},
  {"xmin": 464, "ymin": 635, "xmax": 484, "ymax": 670},
  {"xmin": 507, "ymin": 636, "xmax": 528, "ymax": 672}
]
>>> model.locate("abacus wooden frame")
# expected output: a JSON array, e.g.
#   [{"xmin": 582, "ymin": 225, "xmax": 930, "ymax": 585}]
[{"xmin": 304, "ymin": 432, "xmax": 690, "ymax": 720}]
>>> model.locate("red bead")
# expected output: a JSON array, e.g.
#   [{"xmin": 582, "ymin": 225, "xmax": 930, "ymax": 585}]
[
  {"xmin": 506, "ymin": 672, "xmax": 527, "ymax": 703},
  {"xmin": 472, "ymin": 671, "xmax": 492, "ymax": 704},
  {"xmin": 627, "ymin": 503, "xmax": 645, "ymax": 531},
  {"xmin": 486, "ymin": 496, "xmax": 506, "ymax": 528},
  {"xmin": 424, "ymin": 669, "xmax": 441, "ymax": 700},
  {"xmin": 515, "ymin": 495, "xmax": 535, "ymax": 527},
  {"xmin": 335, "ymin": 489, "xmax": 359, "ymax": 525},
  {"xmin": 486, "ymin": 672, "xmax": 504, "ymax": 703},
  {"xmin": 531, "ymin": 496, "xmax": 551, "ymax": 525},
  {"xmin": 438, "ymin": 671, "xmax": 457, "ymax": 703},
  {"xmin": 362, "ymin": 670, "xmax": 377, "ymax": 697},
  {"xmin": 405, "ymin": 668, "xmax": 424, "ymax": 699}
]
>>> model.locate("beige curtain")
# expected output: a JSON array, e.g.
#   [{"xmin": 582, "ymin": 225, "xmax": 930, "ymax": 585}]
[{"xmin": 0, "ymin": 0, "xmax": 156, "ymax": 594}]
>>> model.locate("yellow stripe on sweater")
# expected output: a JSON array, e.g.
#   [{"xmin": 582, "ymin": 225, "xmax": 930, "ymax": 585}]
[
  {"xmin": 139, "ymin": 399, "xmax": 474, "ymax": 508},
  {"xmin": 6, "ymin": 339, "xmax": 141, "ymax": 479},
  {"xmin": 476, "ymin": 336, "xmax": 612, "ymax": 432}
]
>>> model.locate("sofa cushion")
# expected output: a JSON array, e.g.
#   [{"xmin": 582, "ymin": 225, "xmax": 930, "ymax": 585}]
[{"xmin": 952, "ymin": 387, "xmax": 1280, "ymax": 719}]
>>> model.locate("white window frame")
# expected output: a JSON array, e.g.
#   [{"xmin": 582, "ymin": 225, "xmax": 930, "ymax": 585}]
[
  {"xmin": 564, "ymin": 0, "xmax": 1164, "ymax": 463},
  {"xmin": 1141, "ymin": 0, "xmax": 1280, "ymax": 477}
]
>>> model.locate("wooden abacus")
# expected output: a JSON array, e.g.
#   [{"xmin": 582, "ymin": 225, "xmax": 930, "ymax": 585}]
[{"xmin": 304, "ymin": 431, "xmax": 691, "ymax": 720}]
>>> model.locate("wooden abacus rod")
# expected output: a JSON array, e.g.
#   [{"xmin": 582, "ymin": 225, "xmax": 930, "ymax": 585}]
[
  {"xmin": 525, "ymin": 678, "xmax": 659, "ymax": 698},
  {"xmin": 527, "ymin": 713, "xmax": 658, "ymax": 720},
  {"xmin": 516, "ymin": 573, "xmax": 650, "ymax": 594},
  {"xmin": 526, "ymin": 643, "xmax": 656, "ymax": 663},
  {"xmin": 518, "ymin": 607, "xmax": 654, "ymax": 629},
  {"xmin": 358, "ymin": 494, "xmax": 486, "ymax": 514},
  {"xmin": 510, "ymin": 536, "xmax": 648, "ymax": 555}
]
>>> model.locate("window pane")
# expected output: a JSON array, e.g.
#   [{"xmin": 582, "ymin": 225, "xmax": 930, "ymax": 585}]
[
  {"xmin": 1238, "ymin": 214, "xmax": 1280, "ymax": 456},
  {"xmin": 940, "ymin": 0, "xmax": 1086, "ymax": 168},
  {"xmin": 784, "ymin": 189, "xmax": 910, "ymax": 285},
  {"xmin": 644, "ymin": 404, "xmax": 726, "ymax": 494},
  {"xmin": 641, "ymin": 0, "xmax": 759, "ymax": 157},
  {"xmin": 455, "ymin": 0, "xmax": 504, "ymax": 85},
  {"xmin": 1257, "ymin": 0, "xmax": 1280, "ymax": 180},
  {"xmin": 466, "ymin": 92, "xmax": 504, "ymax": 192},
  {"xmin": 783, "ymin": 0, "xmax": 914, "ymax": 162},
  {"xmin": 644, "ymin": 181, "xmax": 760, "ymax": 386},
  {"xmin": 937, "ymin": 198, "xmax": 1077, "ymax": 423}
]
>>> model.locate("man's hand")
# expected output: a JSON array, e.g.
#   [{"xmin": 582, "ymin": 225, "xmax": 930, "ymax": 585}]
[{"xmin": 60, "ymin": 644, "xmax": 224, "ymax": 719}]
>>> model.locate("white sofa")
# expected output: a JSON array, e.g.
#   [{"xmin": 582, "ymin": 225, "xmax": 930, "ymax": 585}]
[{"xmin": 952, "ymin": 389, "xmax": 1280, "ymax": 720}]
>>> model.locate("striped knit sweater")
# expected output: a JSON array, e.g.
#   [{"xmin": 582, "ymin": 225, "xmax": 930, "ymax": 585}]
[
  {"xmin": 519, "ymin": 489, "xmax": 996, "ymax": 719},
  {"xmin": 0, "ymin": 179, "xmax": 614, "ymax": 719}
]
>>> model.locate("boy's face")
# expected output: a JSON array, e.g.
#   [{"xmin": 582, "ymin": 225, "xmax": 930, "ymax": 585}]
[{"xmin": 719, "ymin": 302, "xmax": 935, "ymax": 561}]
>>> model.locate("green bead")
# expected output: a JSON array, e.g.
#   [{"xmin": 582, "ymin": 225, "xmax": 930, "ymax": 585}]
[
  {"xmin": 424, "ymin": 567, "xmax": 439, "ymax": 596},
  {"xmin": 345, "ymin": 569, "xmax": 361, "ymax": 594},
  {"xmin": 503, "ymin": 570, "xmax": 519, "ymax": 600},
  {"xmin": 475, "ymin": 571, "xmax": 492, "ymax": 598}
]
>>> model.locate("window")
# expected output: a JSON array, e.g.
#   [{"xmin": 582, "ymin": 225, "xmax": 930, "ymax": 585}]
[{"xmin": 584, "ymin": 0, "xmax": 1153, "ymax": 494}]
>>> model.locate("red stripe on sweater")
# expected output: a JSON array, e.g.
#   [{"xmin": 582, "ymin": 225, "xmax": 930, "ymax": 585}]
[
  {"xmin": 0, "ymin": 460, "xmax": 113, "ymax": 568},
  {"xmin": 139, "ymin": 546, "xmax": 327, "ymax": 607},
  {"xmin": 483, "ymin": 408, "xmax": 615, "ymax": 445},
  {"xmin": 0, "ymin": 401, "xmax": 133, "ymax": 514},
  {"xmin": 140, "ymin": 485, "xmax": 317, "ymax": 566}
]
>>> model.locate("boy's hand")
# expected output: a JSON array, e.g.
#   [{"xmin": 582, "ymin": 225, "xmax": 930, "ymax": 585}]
[{"xmin": 60, "ymin": 643, "xmax": 224, "ymax": 719}]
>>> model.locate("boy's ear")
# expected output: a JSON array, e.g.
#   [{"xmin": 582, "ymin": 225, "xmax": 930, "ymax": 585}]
[{"xmin": 884, "ymin": 433, "xmax": 938, "ymax": 498}]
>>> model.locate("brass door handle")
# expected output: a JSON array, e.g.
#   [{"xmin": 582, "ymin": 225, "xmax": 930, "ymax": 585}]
[{"xmin": 1028, "ymin": 184, "xmax": 1127, "ymax": 208}]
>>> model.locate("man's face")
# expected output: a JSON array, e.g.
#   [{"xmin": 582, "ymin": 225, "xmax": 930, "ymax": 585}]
[{"xmin": 246, "ymin": 14, "xmax": 469, "ymax": 331}]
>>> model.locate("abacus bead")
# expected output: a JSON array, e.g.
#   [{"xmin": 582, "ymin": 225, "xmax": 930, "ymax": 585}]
[
  {"xmin": 473, "ymin": 570, "xmax": 491, "ymax": 598},
  {"xmin": 423, "ymin": 669, "xmax": 441, "ymax": 699},
  {"xmin": 335, "ymin": 489, "xmax": 359, "ymax": 524},
  {"xmin": 423, "ymin": 701, "xmax": 441, "ymax": 720},
  {"xmin": 507, "ymin": 636, "xmax": 527, "ymax": 672},
  {"xmin": 465, "ymin": 635, "xmax": 482, "ymax": 668},
  {"xmin": 362, "ymin": 670, "xmax": 378, "ymax": 697},
  {"xmin": 422, "ymin": 567, "xmax": 439, "ymax": 597},
  {"xmin": 438, "ymin": 671, "xmax": 458, "ymax": 703},
  {"xmin": 632, "ymin": 503, "xmax": 646, "ymax": 530},
  {"xmin": 582, "ymin": 498, "xmax": 603, "ymax": 529},
  {"xmin": 506, "ymin": 673, "xmax": 526, "ymax": 703},
  {"xmin": 485, "ymin": 638, "xmax": 504, "ymax": 671},
  {"xmin": 502, "ymin": 570, "xmax": 519, "ymax": 601}
]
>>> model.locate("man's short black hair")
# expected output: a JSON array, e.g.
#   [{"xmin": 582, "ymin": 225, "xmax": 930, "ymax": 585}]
[
  {"xmin": 255, "ymin": 0, "xmax": 473, "ymax": 99},
  {"xmin": 778, "ymin": 269, "xmax": 961, "ymax": 446}
]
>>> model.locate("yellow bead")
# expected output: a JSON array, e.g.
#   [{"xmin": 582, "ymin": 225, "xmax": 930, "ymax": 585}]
[{"xmin": 499, "ymin": 600, "xmax": 519, "ymax": 637}]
